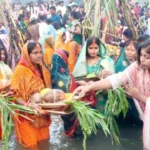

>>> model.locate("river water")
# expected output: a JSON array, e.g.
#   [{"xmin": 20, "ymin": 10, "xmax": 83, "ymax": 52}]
[{"xmin": 1, "ymin": 115, "xmax": 143, "ymax": 150}]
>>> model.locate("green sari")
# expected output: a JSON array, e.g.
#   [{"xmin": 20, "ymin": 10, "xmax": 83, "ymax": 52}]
[
  {"xmin": 73, "ymin": 40, "xmax": 114, "ymax": 78},
  {"xmin": 115, "ymin": 48, "xmax": 130, "ymax": 73},
  {"xmin": 115, "ymin": 48, "xmax": 140, "ymax": 123},
  {"xmin": 73, "ymin": 40, "xmax": 114, "ymax": 113}
]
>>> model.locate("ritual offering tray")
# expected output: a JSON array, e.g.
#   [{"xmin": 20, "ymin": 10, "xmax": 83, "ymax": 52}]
[{"xmin": 39, "ymin": 102, "xmax": 67, "ymax": 109}]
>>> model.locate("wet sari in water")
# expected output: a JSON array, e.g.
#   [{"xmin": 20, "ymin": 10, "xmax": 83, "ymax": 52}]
[
  {"xmin": 50, "ymin": 50, "xmax": 80, "ymax": 136},
  {"xmin": 11, "ymin": 43, "xmax": 51, "ymax": 149}
]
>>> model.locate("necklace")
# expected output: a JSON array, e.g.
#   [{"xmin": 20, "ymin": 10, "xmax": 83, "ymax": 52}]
[{"xmin": 87, "ymin": 56, "xmax": 100, "ymax": 66}]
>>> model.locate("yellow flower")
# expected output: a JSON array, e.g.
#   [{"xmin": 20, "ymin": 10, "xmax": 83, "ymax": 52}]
[{"xmin": 58, "ymin": 81, "xmax": 64, "ymax": 87}]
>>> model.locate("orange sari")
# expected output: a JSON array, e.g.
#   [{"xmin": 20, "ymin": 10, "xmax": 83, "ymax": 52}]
[
  {"xmin": 43, "ymin": 36, "xmax": 54, "ymax": 68},
  {"xmin": 55, "ymin": 32, "xmax": 80, "ymax": 72},
  {"xmin": 11, "ymin": 43, "xmax": 51, "ymax": 149}
]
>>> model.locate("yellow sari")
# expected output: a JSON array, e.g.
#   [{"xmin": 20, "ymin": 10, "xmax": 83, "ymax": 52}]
[
  {"xmin": 43, "ymin": 36, "xmax": 54, "ymax": 68},
  {"xmin": 55, "ymin": 32, "xmax": 80, "ymax": 72}
]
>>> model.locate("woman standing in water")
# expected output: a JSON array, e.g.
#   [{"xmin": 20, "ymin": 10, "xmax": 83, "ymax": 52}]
[
  {"xmin": 51, "ymin": 50, "xmax": 79, "ymax": 137},
  {"xmin": 11, "ymin": 41, "xmax": 51, "ymax": 150},
  {"xmin": 74, "ymin": 38, "xmax": 150, "ymax": 150},
  {"xmin": 115, "ymin": 40, "xmax": 141, "ymax": 123},
  {"xmin": 0, "ymin": 48, "xmax": 13, "ymax": 140},
  {"xmin": 73, "ymin": 36, "xmax": 114, "ymax": 112}
]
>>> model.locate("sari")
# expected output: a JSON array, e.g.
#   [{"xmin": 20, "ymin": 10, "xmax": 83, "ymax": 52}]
[
  {"xmin": 115, "ymin": 48, "xmax": 131, "ymax": 73},
  {"xmin": 68, "ymin": 20, "xmax": 82, "ymax": 45},
  {"xmin": 11, "ymin": 42, "xmax": 51, "ymax": 149},
  {"xmin": 0, "ymin": 61, "xmax": 13, "ymax": 79},
  {"xmin": 43, "ymin": 36, "xmax": 54, "ymax": 68},
  {"xmin": 51, "ymin": 50, "xmax": 79, "ymax": 136},
  {"xmin": 73, "ymin": 40, "xmax": 114, "ymax": 113},
  {"xmin": 73, "ymin": 40, "xmax": 114, "ymax": 78},
  {"xmin": 55, "ymin": 31, "xmax": 80, "ymax": 72},
  {"xmin": 0, "ymin": 61, "xmax": 12, "ymax": 140},
  {"xmin": 107, "ymin": 62, "xmax": 150, "ymax": 150}
]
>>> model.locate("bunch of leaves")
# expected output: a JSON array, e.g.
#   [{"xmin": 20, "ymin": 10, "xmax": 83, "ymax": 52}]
[
  {"xmin": 104, "ymin": 87, "xmax": 129, "ymax": 145},
  {"xmin": 0, "ymin": 95, "xmax": 34, "ymax": 150},
  {"xmin": 65, "ymin": 99, "xmax": 110, "ymax": 150}
]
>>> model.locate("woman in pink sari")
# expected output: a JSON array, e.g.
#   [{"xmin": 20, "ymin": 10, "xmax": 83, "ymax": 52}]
[{"xmin": 74, "ymin": 38, "xmax": 150, "ymax": 150}]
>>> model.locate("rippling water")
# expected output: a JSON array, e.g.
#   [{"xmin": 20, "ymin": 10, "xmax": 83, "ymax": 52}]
[{"xmin": 1, "ymin": 115, "xmax": 143, "ymax": 150}]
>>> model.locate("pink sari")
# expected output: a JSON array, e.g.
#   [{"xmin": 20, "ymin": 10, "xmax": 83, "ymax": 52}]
[{"xmin": 107, "ymin": 62, "xmax": 150, "ymax": 150}]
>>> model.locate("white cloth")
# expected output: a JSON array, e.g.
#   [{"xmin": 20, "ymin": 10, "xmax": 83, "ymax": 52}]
[
  {"xmin": 144, "ymin": 18, "xmax": 150, "ymax": 36},
  {"xmin": 57, "ymin": 6, "xmax": 66, "ymax": 16},
  {"xmin": 38, "ymin": 22, "xmax": 48, "ymax": 40}
]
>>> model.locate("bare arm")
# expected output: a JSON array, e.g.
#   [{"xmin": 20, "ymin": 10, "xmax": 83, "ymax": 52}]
[{"xmin": 74, "ymin": 78, "xmax": 112, "ymax": 96}]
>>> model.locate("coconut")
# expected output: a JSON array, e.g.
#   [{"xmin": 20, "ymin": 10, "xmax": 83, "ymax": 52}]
[
  {"xmin": 40, "ymin": 88, "xmax": 65, "ymax": 103},
  {"xmin": 30, "ymin": 93, "xmax": 42, "ymax": 103}
]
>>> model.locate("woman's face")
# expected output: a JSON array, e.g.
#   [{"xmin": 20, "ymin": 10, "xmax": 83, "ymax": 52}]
[
  {"xmin": 0, "ymin": 50, "xmax": 5, "ymax": 61},
  {"xmin": 140, "ymin": 48, "xmax": 150, "ymax": 70},
  {"xmin": 125, "ymin": 44, "xmax": 137, "ymax": 61},
  {"xmin": 29, "ymin": 46, "xmax": 42, "ymax": 65},
  {"xmin": 87, "ymin": 41, "xmax": 99, "ymax": 58}
]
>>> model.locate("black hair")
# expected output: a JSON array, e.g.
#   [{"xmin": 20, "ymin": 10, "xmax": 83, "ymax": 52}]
[
  {"xmin": 70, "ymin": 11, "xmax": 78, "ymax": 19},
  {"xmin": 50, "ymin": 6, "xmax": 56, "ymax": 11},
  {"xmin": 29, "ymin": 19, "xmax": 38, "ymax": 25},
  {"xmin": 86, "ymin": 36, "xmax": 100, "ymax": 57},
  {"xmin": 125, "ymin": 40, "xmax": 138, "ymax": 50},
  {"xmin": 63, "ymin": 50, "xmax": 69, "ymax": 58},
  {"xmin": 137, "ymin": 38, "xmax": 150, "ymax": 64},
  {"xmin": 47, "ymin": 18, "xmax": 52, "ymax": 24},
  {"xmin": 0, "ymin": 49, "xmax": 7, "ymax": 63},
  {"xmin": 123, "ymin": 28, "xmax": 133, "ymax": 39},
  {"xmin": 38, "ymin": 13, "xmax": 46, "ymax": 21},
  {"xmin": 138, "ymin": 34, "xmax": 150, "ymax": 43},
  {"xmin": 18, "ymin": 14, "xmax": 24, "ymax": 21},
  {"xmin": 52, "ymin": 21, "xmax": 61, "ymax": 30},
  {"xmin": 67, "ymin": 6, "xmax": 71, "ymax": 12},
  {"xmin": 72, "ymin": 4, "xmax": 78, "ymax": 8},
  {"xmin": 27, "ymin": 41, "xmax": 38, "ymax": 55}
]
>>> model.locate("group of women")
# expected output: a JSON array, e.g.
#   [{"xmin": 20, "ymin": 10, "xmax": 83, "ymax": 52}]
[{"xmin": 0, "ymin": 30, "xmax": 150, "ymax": 150}]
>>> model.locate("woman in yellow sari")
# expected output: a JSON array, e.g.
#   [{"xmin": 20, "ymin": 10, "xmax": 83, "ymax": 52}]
[
  {"xmin": 0, "ymin": 49, "xmax": 12, "ymax": 140},
  {"xmin": 54, "ymin": 31, "xmax": 80, "ymax": 72},
  {"xmin": 11, "ymin": 41, "xmax": 51, "ymax": 150},
  {"xmin": 43, "ymin": 36, "xmax": 54, "ymax": 68}
]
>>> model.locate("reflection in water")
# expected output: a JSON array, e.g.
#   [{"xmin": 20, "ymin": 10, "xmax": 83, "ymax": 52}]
[{"xmin": 1, "ymin": 115, "xmax": 143, "ymax": 150}]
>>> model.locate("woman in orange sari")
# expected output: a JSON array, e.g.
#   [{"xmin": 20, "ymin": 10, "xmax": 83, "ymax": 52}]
[
  {"xmin": 11, "ymin": 41, "xmax": 51, "ymax": 150},
  {"xmin": 54, "ymin": 31, "xmax": 80, "ymax": 72},
  {"xmin": 43, "ymin": 36, "xmax": 54, "ymax": 68}
]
